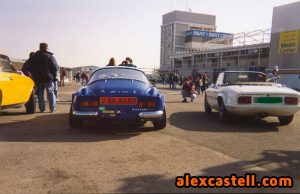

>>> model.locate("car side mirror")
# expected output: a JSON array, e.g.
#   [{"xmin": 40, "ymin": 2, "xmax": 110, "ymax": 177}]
[{"xmin": 210, "ymin": 83, "xmax": 215, "ymax": 88}]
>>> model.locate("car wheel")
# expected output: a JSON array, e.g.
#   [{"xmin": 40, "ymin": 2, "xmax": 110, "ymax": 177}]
[
  {"xmin": 25, "ymin": 89, "xmax": 36, "ymax": 114},
  {"xmin": 278, "ymin": 115, "xmax": 294, "ymax": 125},
  {"xmin": 153, "ymin": 108, "xmax": 166, "ymax": 130},
  {"xmin": 204, "ymin": 94, "xmax": 212, "ymax": 113},
  {"xmin": 69, "ymin": 104, "xmax": 84, "ymax": 128},
  {"xmin": 218, "ymin": 99, "xmax": 229, "ymax": 122}
]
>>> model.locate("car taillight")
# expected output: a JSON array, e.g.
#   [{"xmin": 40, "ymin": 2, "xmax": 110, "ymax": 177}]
[
  {"xmin": 138, "ymin": 101, "xmax": 157, "ymax": 108},
  {"xmin": 80, "ymin": 101, "xmax": 98, "ymax": 107},
  {"xmin": 238, "ymin": 96, "xmax": 252, "ymax": 104},
  {"xmin": 285, "ymin": 97, "xmax": 298, "ymax": 105}
]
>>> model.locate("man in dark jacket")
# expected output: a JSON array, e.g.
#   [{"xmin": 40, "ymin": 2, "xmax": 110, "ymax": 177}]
[{"xmin": 29, "ymin": 43, "xmax": 59, "ymax": 113}]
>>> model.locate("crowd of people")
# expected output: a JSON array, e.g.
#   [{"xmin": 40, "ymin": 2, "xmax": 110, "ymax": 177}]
[
  {"xmin": 180, "ymin": 72, "xmax": 209, "ymax": 103},
  {"xmin": 181, "ymin": 73, "xmax": 209, "ymax": 102},
  {"xmin": 74, "ymin": 71, "xmax": 89, "ymax": 85},
  {"xmin": 160, "ymin": 71, "xmax": 209, "ymax": 103},
  {"xmin": 106, "ymin": 57, "xmax": 137, "ymax": 68}
]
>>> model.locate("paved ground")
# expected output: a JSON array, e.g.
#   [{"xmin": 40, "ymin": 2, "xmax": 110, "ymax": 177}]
[{"xmin": 0, "ymin": 84, "xmax": 300, "ymax": 193}]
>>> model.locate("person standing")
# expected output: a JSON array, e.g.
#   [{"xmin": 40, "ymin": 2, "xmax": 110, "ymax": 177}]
[
  {"xmin": 169, "ymin": 73, "xmax": 174, "ymax": 89},
  {"xmin": 29, "ymin": 43, "xmax": 59, "ymax": 113},
  {"xmin": 201, "ymin": 73, "xmax": 208, "ymax": 94},
  {"xmin": 195, "ymin": 75, "xmax": 201, "ymax": 95},
  {"xmin": 54, "ymin": 66, "xmax": 60, "ymax": 101},
  {"xmin": 60, "ymin": 67, "xmax": 66, "ymax": 86},
  {"xmin": 163, "ymin": 74, "xmax": 168, "ymax": 86},
  {"xmin": 81, "ymin": 72, "xmax": 88, "ymax": 85},
  {"xmin": 22, "ymin": 52, "xmax": 35, "ymax": 77},
  {"xmin": 75, "ymin": 71, "xmax": 81, "ymax": 83},
  {"xmin": 173, "ymin": 73, "xmax": 179, "ymax": 90},
  {"xmin": 269, "ymin": 66, "xmax": 280, "ymax": 82}
]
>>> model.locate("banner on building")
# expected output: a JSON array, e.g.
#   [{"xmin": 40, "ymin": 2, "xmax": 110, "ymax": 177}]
[
  {"xmin": 186, "ymin": 30, "xmax": 232, "ymax": 39},
  {"xmin": 278, "ymin": 30, "xmax": 299, "ymax": 54}
]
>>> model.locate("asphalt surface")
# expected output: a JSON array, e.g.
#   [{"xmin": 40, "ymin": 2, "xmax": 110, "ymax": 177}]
[{"xmin": 0, "ymin": 84, "xmax": 299, "ymax": 193}]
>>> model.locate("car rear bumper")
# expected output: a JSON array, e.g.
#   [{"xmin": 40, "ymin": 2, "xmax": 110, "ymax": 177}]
[
  {"xmin": 72, "ymin": 110, "xmax": 164, "ymax": 121},
  {"xmin": 138, "ymin": 110, "xmax": 164, "ymax": 119},
  {"xmin": 73, "ymin": 111, "xmax": 98, "ymax": 116},
  {"xmin": 226, "ymin": 104, "xmax": 300, "ymax": 117}
]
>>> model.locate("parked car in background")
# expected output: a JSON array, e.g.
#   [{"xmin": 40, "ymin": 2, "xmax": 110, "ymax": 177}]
[
  {"xmin": 0, "ymin": 54, "xmax": 36, "ymax": 114},
  {"xmin": 205, "ymin": 71, "xmax": 300, "ymax": 125},
  {"xmin": 69, "ymin": 67, "xmax": 166, "ymax": 129}
]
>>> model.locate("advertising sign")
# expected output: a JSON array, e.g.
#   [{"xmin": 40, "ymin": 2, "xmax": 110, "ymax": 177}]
[
  {"xmin": 278, "ymin": 30, "xmax": 299, "ymax": 54},
  {"xmin": 186, "ymin": 30, "xmax": 232, "ymax": 39}
]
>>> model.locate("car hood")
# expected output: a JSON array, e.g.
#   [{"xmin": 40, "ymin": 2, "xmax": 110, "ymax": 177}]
[
  {"xmin": 86, "ymin": 79, "xmax": 151, "ymax": 96},
  {"xmin": 226, "ymin": 84, "xmax": 300, "ymax": 96}
]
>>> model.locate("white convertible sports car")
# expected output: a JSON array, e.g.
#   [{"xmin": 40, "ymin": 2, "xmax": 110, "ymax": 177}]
[{"xmin": 205, "ymin": 71, "xmax": 300, "ymax": 125}]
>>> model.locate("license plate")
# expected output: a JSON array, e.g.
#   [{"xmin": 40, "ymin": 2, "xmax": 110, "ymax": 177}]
[
  {"xmin": 254, "ymin": 97, "xmax": 283, "ymax": 103},
  {"xmin": 100, "ymin": 97, "xmax": 137, "ymax": 105}
]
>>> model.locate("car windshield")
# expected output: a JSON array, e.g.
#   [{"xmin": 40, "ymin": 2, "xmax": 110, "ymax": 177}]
[
  {"xmin": 0, "ymin": 60, "xmax": 15, "ymax": 72},
  {"xmin": 223, "ymin": 72, "xmax": 266, "ymax": 85},
  {"xmin": 89, "ymin": 68, "xmax": 148, "ymax": 84}
]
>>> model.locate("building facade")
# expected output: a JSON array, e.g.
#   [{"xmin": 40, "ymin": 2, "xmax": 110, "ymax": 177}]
[
  {"xmin": 160, "ymin": 11, "xmax": 216, "ymax": 71},
  {"xmin": 268, "ymin": 1, "xmax": 300, "ymax": 89},
  {"xmin": 160, "ymin": 10, "xmax": 270, "ymax": 82},
  {"xmin": 172, "ymin": 42, "xmax": 270, "ymax": 82},
  {"xmin": 269, "ymin": 1, "xmax": 300, "ymax": 69}
]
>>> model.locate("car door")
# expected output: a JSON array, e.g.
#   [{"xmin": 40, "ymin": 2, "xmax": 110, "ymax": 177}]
[{"xmin": 8, "ymin": 70, "xmax": 33, "ymax": 104}]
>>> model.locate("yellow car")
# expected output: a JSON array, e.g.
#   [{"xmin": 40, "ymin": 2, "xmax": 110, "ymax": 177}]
[{"xmin": 0, "ymin": 54, "xmax": 36, "ymax": 114}]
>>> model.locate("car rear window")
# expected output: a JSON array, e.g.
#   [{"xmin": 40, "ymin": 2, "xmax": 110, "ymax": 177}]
[{"xmin": 89, "ymin": 68, "xmax": 149, "ymax": 84}]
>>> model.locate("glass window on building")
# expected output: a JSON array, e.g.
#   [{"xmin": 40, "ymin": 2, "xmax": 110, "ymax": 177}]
[{"xmin": 189, "ymin": 26, "xmax": 203, "ymax": 30}]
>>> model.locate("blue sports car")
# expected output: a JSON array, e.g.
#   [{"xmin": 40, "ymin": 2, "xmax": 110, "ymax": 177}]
[{"xmin": 69, "ymin": 67, "xmax": 166, "ymax": 129}]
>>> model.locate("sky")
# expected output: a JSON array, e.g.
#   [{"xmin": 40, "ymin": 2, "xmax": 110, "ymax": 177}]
[{"xmin": 0, "ymin": 0, "xmax": 299, "ymax": 69}]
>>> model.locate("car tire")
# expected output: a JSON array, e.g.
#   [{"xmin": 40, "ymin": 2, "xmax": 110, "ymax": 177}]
[
  {"xmin": 153, "ymin": 108, "xmax": 166, "ymax": 130},
  {"xmin": 218, "ymin": 99, "xmax": 229, "ymax": 122},
  {"xmin": 204, "ymin": 94, "xmax": 212, "ymax": 113},
  {"xmin": 69, "ymin": 104, "xmax": 84, "ymax": 128},
  {"xmin": 25, "ymin": 89, "xmax": 36, "ymax": 114},
  {"xmin": 278, "ymin": 115, "xmax": 294, "ymax": 125}
]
